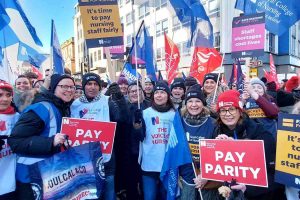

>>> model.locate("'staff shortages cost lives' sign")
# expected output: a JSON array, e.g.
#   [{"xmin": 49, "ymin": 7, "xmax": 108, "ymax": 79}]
[
  {"xmin": 232, "ymin": 13, "xmax": 265, "ymax": 58},
  {"xmin": 61, "ymin": 117, "xmax": 116, "ymax": 163},
  {"xmin": 199, "ymin": 139, "xmax": 268, "ymax": 187}
]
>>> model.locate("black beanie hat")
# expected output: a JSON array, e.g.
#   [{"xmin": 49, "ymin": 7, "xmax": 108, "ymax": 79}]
[
  {"xmin": 203, "ymin": 73, "xmax": 218, "ymax": 85},
  {"xmin": 50, "ymin": 74, "xmax": 74, "ymax": 93},
  {"xmin": 170, "ymin": 78, "xmax": 185, "ymax": 92},
  {"xmin": 185, "ymin": 84, "xmax": 206, "ymax": 106},
  {"xmin": 82, "ymin": 73, "xmax": 101, "ymax": 89},
  {"xmin": 154, "ymin": 81, "xmax": 170, "ymax": 95},
  {"xmin": 184, "ymin": 76, "xmax": 198, "ymax": 87}
]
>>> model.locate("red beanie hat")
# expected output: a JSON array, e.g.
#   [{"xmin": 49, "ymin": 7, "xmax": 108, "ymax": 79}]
[
  {"xmin": 216, "ymin": 90, "xmax": 242, "ymax": 112},
  {"xmin": 285, "ymin": 76, "xmax": 299, "ymax": 92},
  {"xmin": 0, "ymin": 81, "xmax": 13, "ymax": 91}
]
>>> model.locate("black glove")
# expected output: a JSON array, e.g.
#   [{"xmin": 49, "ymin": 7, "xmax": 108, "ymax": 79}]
[
  {"xmin": 134, "ymin": 109, "xmax": 143, "ymax": 124},
  {"xmin": 108, "ymin": 83, "xmax": 123, "ymax": 100}
]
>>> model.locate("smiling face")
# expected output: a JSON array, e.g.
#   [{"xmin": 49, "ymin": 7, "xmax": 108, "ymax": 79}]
[
  {"xmin": 171, "ymin": 87, "xmax": 185, "ymax": 99},
  {"xmin": 15, "ymin": 77, "xmax": 31, "ymax": 92},
  {"xmin": 154, "ymin": 90, "xmax": 168, "ymax": 106},
  {"xmin": 252, "ymin": 84, "xmax": 264, "ymax": 96},
  {"xmin": 219, "ymin": 106, "xmax": 241, "ymax": 129},
  {"xmin": 119, "ymin": 83, "xmax": 128, "ymax": 95},
  {"xmin": 0, "ymin": 89, "xmax": 13, "ymax": 111},
  {"xmin": 203, "ymin": 79, "xmax": 217, "ymax": 95},
  {"xmin": 144, "ymin": 82, "xmax": 154, "ymax": 94},
  {"xmin": 186, "ymin": 98, "xmax": 203, "ymax": 116},
  {"xmin": 54, "ymin": 79, "xmax": 75, "ymax": 103},
  {"xmin": 128, "ymin": 85, "xmax": 142, "ymax": 103}
]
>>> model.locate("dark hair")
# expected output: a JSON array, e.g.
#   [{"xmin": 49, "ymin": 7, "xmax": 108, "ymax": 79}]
[
  {"xmin": 0, "ymin": 87, "xmax": 13, "ymax": 94},
  {"xmin": 24, "ymin": 71, "xmax": 38, "ymax": 79},
  {"xmin": 64, "ymin": 67, "xmax": 72, "ymax": 76},
  {"xmin": 15, "ymin": 75, "xmax": 31, "ymax": 86}
]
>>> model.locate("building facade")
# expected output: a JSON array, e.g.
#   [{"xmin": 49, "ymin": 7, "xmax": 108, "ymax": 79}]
[{"xmin": 61, "ymin": 37, "xmax": 76, "ymax": 74}]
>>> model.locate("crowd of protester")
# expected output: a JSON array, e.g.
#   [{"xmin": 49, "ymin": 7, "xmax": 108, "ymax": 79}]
[{"xmin": 1, "ymin": 68, "xmax": 300, "ymax": 200}]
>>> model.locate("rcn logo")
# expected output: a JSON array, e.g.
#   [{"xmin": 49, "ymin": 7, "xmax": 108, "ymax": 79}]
[{"xmin": 151, "ymin": 116, "xmax": 159, "ymax": 125}]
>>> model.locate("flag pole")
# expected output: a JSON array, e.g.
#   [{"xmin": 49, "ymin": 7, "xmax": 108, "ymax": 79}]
[
  {"xmin": 192, "ymin": 162, "xmax": 204, "ymax": 200},
  {"xmin": 212, "ymin": 53, "xmax": 225, "ymax": 103}
]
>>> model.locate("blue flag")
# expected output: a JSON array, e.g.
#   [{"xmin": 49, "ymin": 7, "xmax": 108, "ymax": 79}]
[
  {"xmin": 121, "ymin": 62, "xmax": 141, "ymax": 83},
  {"xmin": 169, "ymin": 0, "xmax": 213, "ymax": 47},
  {"xmin": 0, "ymin": 3, "xmax": 10, "ymax": 30},
  {"xmin": 236, "ymin": 59, "xmax": 244, "ymax": 94},
  {"xmin": 160, "ymin": 111, "xmax": 193, "ymax": 200},
  {"xmin": 17, "ymin": 41, "xmax": 46, "ymax": 67},
  {"xmin": 235, "ymin": 0, "xmax": 300, "ymax": 36},
  {"xmin": 0, "ymin": 0, "xmax": 42, "ymax": 46},
  {"xmin": 51, "ymin": 20, "xmax": 64, "ymax": 74},
  {"xmin": 131, "ymin": 21, "xmax": 157, "ymax": 81}
]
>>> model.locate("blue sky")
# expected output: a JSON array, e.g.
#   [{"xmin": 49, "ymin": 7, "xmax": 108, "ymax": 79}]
[{"xmin": 19, "ymin": 0, "xmax": 78, "ymax": 53}]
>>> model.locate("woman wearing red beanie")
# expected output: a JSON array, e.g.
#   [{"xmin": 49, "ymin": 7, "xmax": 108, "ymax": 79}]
[{"xmin": 213, "ymin": 90, "xmax": 285, "ymax": 200}]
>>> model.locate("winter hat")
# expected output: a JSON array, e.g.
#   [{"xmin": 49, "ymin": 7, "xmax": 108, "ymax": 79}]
[
  {"xmin": 153, "ymin": 81, "xmax": 170, "ymax": 95},
  {"xmin": 216, "ymin": 90, "xmax": 243, "ymax": 112},
  {"xmin": 285, "ymin": 76, "xmax": 299, "ymax": 92},
  {"xmin": 82, "ymin": 73, "xmax": 101, "ymax": 89},
  {"xmin": 0, "ymin": 81, "xmax": 13, "ymax": 91},
  {"xmin": 185, "ymin": 84, "xmax": 206, "ymax": 106},
  {"xmin": 266, "ymin": 81, "xmax": 276, "ymax": 92},
  {"xmin": 50, "ymin": 74, "xmax": 74, "ymax": 93},
  {"xmin": 145, "ymin": 77, "xmax": 155, "ymax": 86},
  {"xmin": 75, "ymin": 85, "xmax": 83, "ymax": 90},
  {"xmin": 117, "ymin": 75, "xmax": 129, "ymax": 85},
  {"xmin": 203, "ymin": 73, "xmax": 218, "ymax": 85},
  {"xmin": 250, "ymin": 77, "xmax": 266, "ymax": 92},
  {"xmin": 184, "ymin": 76, "xmax": 198, "ymax": 87},
  {"xmin": 128, "ymin": 81, "xmax": 143, "ymax": 91},
  {"xmin": 170, "ymin": 78, "xmax": 185, "ymax": 92},
  {"xmin": 260, "ymin": 77, "xmax": 268, "ymax": 84}
]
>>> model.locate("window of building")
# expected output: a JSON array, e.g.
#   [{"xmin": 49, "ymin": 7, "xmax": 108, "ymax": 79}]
[
  {"xmin": 156, "ymin": 19, "xmax": 168, "ymax": 37},
  {"xmin": 172, "ymin": 16, "xmax": 181, "ymax": 31},
  {"xmin": 291, "ymin": 25, "xmax": 296, "ymax": 56},
  {"xmin": 138, "ymin": 2, "xmax": 150, "ymax": 19},
  {"xmin": 155, "ymin": 0, "xmax": 167, "ymax": 10},
  {"xmin": 118, "ymin": 0, "xmax": 123, "ymax": 7},
  {"xmin": 126, "ymin": 34, "xmax": 132, "ymax": 47},
  {"xmin": 182, "ymin": 41, "xmax": 190, "ymax": 55},
  {"xmin": 120, "ymin": 16, "xmax": 124, "ymax": 24},
  {"xmin": 126, "ymin": 13, "xmax": 132, "ymax": 25},
  {"xmin": 156, "ymin": 48, "xmax": 162, "ymax": 61},
  {"xmin": 98, "ymin": 50, "xmax": 101, "ymax": 60},
  {"xmin": 214, "ymin": 32, "xmax": 220, "ymax": 48},
  {"xmin": 208, "ymin": 0, "xmax": 220, "ymax": 14},
  {"xmin": 94, "ymin": 52, "xmax": 97, "ymax": 61},
  {"xmin": 269, "ymin": 32, "xmax": 276, "ymax": 53}
]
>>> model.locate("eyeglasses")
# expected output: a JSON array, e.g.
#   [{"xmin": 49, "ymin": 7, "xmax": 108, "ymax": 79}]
[
  {"xmin": 57, "ymin": 85, "xmax": 76, "ymax": 91},
  {"xmin": 129, "ymin": 89, "xmax": 142, "ymax": 94},
  {"xmin": 219, "ymin": 107, "xmax": 238, "ymax": 116}
]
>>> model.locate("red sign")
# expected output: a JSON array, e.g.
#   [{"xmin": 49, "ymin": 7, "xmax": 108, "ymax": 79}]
[
  {"xmin": 61, "ymin": 117, "xmax": 116, "ymax": 162},
  {"xmin": 199, "ymin": 139, "xmax": 268, "ymax": 187}
]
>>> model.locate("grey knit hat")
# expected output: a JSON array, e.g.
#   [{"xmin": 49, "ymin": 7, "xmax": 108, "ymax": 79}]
[{"xmin": 250, "ymin": 77, "xmax": 266, "ymax": 92}]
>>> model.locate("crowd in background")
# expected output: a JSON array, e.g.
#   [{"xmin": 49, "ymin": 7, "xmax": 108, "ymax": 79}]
[{"xmin": 1, "ymin": 68, "xmax": 300, "ymax": 200}]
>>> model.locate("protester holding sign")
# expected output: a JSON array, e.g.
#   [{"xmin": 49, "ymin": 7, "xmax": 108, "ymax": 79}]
[
  {"xmin": 71, "ymin": 72, "xmax": 128, "ymax": 200},
  {"xmin": 0, "ymin": 81, "xmax": 19, "ymax": 199},
  {"xmin": 137, "ymin": 81, "xmax": 175, "ymax": 200},
  {"xmin": 213, "ymin": 90, "xmax": 284, "ymax": 200},
  {"xmin": 125, "ymin": 81, "xmax": 150, "ymax": 199},
  {"xmin": 8, "ymin": 74, "xmax": 75, "ymax": 199},
  {"xmin": 178, "ymin": 84, "xmax": 221, "ymax": 200},
  {"xmin": 243, "ymin": 78, "xmax": 279, "ymax": 139}
]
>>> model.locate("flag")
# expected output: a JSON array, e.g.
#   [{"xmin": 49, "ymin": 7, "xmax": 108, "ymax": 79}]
[
  {"xmin": 189, "ymin": 47, "xmax": 222, "ymax": 83},
  {"xmin": 131, "ymin": 21, "xmax": 157, "ymax": 81},
  {"xmin": 236, "ymin": 59, "xmax": 244, "ymax": 94},
  {"xmin": 235, "ymin": 0, "xmax": 300, "ymax": 36},
  {"xmin": 164, "ymin": 33, "xmax": 180, "ymax": 85},
  {"xmin": 229, "ymin": 63, "xmax": 237, "ymax": 87},
  {"xmin": 121, "ymin": 62, "xmax": 140, "ymax": 83},
  {"xmin": 31, "ymin": 65, "xmax": 43, "ymax": 80},
  {"xmin": 182, "ymin": 72, "xmax": 186, "ymax": 80},
  {"xmin": 0, "ymin": 3, "xmax": 10, "ymax": 30},
  {"xmin": 106, "ymin": 74, "xmax": 111, "ymax": 85},
  {"xmin": 169, "ymin": 0, "xmax": 213, "ymax": 47},
  {"xmin": 221, "ymin": 74, "xmax": 227, "ymax": 85},
  {"xmin": 160, "ymin": 111, "xmax": 193, "ymax": 200},
  {"xmin": 269, "ymin": 54, "xmax": 280, "ymax": 89},
  {"xmin": 51, "ymin": 19, "xmax": 64, "ymax": 74},
  {"xmin": 17, "ymin": 41, "xmax": 46, "ymax": 67}
]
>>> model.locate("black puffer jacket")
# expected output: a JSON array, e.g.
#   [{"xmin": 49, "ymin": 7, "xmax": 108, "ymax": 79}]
[
  {"xmin": 213, "ymin": 114, "xmax": 284, "ymax": 200},
  {"xmin": 8, "ymin": 91, "xmax": 72, "ymax": 156}
]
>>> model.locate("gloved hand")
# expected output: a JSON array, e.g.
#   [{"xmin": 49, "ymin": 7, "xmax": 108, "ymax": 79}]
[
  {"xmin": 134, "ymin": 109, "xmax": 143, "ymax": 124},
  {"xmin": 108, "ymin": 83, "xmax": 123, "ymax": 100}
]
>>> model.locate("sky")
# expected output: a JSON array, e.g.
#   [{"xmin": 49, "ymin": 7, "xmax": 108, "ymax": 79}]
[{"xmin": 19, "ymin": 0, "xmax": 78, "ymax": 54}]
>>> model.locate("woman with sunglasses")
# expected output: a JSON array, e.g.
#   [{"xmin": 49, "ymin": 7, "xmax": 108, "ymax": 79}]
[
  {"xmin": 8, "ymin": 74, "xmax": 75, "ymax": 200},
  {"xmin": 212, "ymin": 90, "xmax": 284, "ymax": 200}
]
